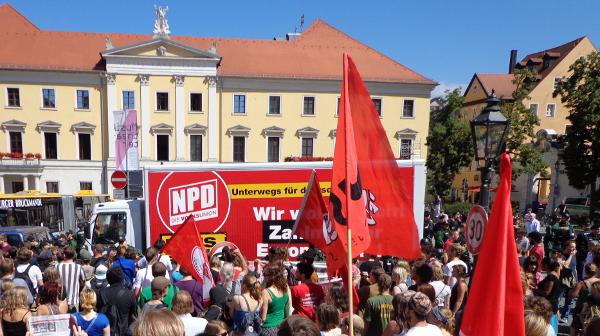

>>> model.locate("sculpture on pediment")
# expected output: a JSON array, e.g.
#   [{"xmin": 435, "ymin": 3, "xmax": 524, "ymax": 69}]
[
  {"xmin": 157, "ymin": 45, "xmax": 167, "ymax": 56},
  {"xmin": 153, "ymin": 5, "xmax": 170, "ymax": 37}
]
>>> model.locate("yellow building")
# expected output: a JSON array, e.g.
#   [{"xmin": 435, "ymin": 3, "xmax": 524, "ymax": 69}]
[
  {"xmin": 0, "ymin": 3, "xmax": 436, "ymax": 195},
  {"xmin": 454, "ymin": 37, "xmax": 598, "ymax": 210}
]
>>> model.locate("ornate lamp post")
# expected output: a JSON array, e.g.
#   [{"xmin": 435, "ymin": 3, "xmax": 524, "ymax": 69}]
[{"xmin": 470, "ymin": 90, "xmax": 510, "ymax": 210}]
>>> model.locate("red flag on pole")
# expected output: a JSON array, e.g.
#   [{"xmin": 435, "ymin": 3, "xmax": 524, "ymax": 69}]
[
  {"xmin": 344, "ymin": 55, "xmax": 421, "ymax": 259},
  {"xmin": 163, "ymin": 215, "xmax": 215, "ymax": 305},
  {"xmin": 459, "ymin": 153, "xmax": 525, "ymax": 336},
  {"xmin": 328, "ymin": 53, "xmax": 371, "ymax": 260}
]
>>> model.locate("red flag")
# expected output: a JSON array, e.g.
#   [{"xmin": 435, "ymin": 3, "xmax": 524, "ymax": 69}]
[
  {"xmin": 459, "ymin": 153, "xmax": 525, "ymax": 336},
  {"xmin": 163, "ymin": 215, "xmax": 215, "ymax": 305},
  {"xmin": 344, "ymin": 54, "xmax": 421, "ymax": 259},
  {"xmin": 294, "ymin": 171, "xmax": 346, "ymax": 276},
  {"xmin": 328, "ymin": 53, "xmax": 371, "ymax": 261}
]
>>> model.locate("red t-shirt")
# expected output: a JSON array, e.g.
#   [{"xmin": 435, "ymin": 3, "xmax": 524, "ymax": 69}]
[
  {"xmin": 529, "ymin": 244, "xmax": 544, "ymax": 270},
  {"xmin": 290, "ymin": 282, "xmax": 325, "ymax": 320}
]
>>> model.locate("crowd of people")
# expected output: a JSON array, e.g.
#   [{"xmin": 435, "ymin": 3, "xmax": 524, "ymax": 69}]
[{"xmin": 0, "ymin": 207, "xmax": 599, "ymax": 336}]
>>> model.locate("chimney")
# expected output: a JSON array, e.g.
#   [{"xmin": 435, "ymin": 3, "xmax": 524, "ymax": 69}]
[{"xmin": 509, "ymin": 50, "xmax": 518, "ymax": 74}]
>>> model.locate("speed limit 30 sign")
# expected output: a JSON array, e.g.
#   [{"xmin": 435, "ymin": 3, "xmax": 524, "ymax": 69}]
[{"xmin": 466, "ymin": 205, "xmax": 488, "ymax": 255}]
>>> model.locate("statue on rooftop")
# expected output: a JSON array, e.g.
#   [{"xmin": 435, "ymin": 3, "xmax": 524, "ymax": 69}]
[{"xmin": 153, "ymin": 5, "xmax": 170, "ymax": 38}]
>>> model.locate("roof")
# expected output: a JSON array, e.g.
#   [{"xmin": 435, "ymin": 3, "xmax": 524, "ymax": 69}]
[
  {"xmin": 515, "ymin": 36, "xmax": 587, "ymax": 81},
  {"xmin": 475, "ymin": 73, "xmax": 516, "ymax": 99},
  {"xmin": 0, "ymin": 4, "xmax": 434, "ymax": 84}
]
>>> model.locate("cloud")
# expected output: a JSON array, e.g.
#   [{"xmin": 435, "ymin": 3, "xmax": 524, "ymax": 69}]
[{"xmin": 431, "ymin": 82, "xmax": 466, "ymax": 98}]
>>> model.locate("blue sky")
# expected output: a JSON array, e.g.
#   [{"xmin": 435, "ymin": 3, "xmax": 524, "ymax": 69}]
[{"xmin": 8, "ymin": 0, "xmax": 600, "ymax": 97}]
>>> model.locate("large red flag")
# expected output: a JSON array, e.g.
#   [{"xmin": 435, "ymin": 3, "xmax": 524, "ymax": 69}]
[
  {"xmin": 328, "ymin": 53, "xmax": 371, "ymax": 261},
  {"xmin": 459, "ymin": 153, "xmax": 525, "ymax": 336},
  {"xmin": 344, "ymin": 55, "xmax": 421, "ymax": 259},
  {"xmin": 163, "ymin": 215, "xmax": 215, "ymax": 305}
]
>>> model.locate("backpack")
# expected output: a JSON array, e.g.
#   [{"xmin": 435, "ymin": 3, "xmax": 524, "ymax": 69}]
[
  {"xmin": 100, "ymin": 289, "xmax": 131, "ymax": 336},
  {"xmin": 234, "ymin": 295, "xmax": 262, "ymax": 336},
  {"xmin": 14, "ymin": 264, "xmax": 36, "ymax": 298},
  {"xmin": 114, "ymin": 259, "xmax": 133, "ymax": 290}
]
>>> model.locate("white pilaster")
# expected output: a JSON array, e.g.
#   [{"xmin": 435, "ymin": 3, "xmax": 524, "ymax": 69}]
[
  {"xmin": 175, "ymin": 75, "xmax": 185, "ymax": 161},
  {"xmin": 34, "ymin": 175, "xmax": 40, "ymax": 191},
  {"xmin": 0, "ymin": 175, "xmax": 4, "ymax": 194},
  {"xmin": 23, "ymin": 176, "xmax": 29, "ymax": 191},
  {"xmin": 207, "ymin": 76, "xmax": 218, "ymax": 162},
  {"xmin": 140, "ymin": 74, "xmax": 151, "ymax": 160},
  {"xmin": 106, "ymin": 73, "xmax": 117, "ymax": 158}
]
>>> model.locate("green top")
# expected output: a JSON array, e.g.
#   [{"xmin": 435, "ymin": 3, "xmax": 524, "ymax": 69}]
[
  {"xmin": 138, "ymin": 284, "xmax": 178, "ymax": 311},
  {"xmin": 262, "ymin": 288, "xmax": 289, "ymax": 328},
  {"xmin": 364, "ymin": 294, "xmax": 394, "ymax": 336}
]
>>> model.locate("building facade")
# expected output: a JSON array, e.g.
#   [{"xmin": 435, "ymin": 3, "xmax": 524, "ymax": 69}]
[{"xmin": 0, "ymin": 4, "xmax": 435, "ymax": 196}]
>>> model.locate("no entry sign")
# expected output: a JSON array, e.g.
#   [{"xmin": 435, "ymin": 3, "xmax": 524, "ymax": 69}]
[
  {"xmin": 466, "ymin": 205, "xmax": 488, "ymax": 255},
  {"xmin": 111, "ymin": 170, "xmax": 127, "ymax": 189}
]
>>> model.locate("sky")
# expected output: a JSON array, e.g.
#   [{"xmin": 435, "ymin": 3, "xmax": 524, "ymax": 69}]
[{"xmin": 8, "ymin": 0, "xmax": 600, "ymax": 97}]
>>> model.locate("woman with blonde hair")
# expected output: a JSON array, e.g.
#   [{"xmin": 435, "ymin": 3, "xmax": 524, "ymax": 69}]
[
  {"xmin": 391, "ymin": 266, "xmax": 408, "ymax": 295},
  {"xmin": 72, "ymin": 287, "xmax": 110, "ymax": 336},
  {"xmin": 0, "ymin": 287, "xmax": 31, "ymax": 336},
  {"xmin": 231, "ymin": 273, "xmax": 262, "ymax": 335},
  {"xmin": 173, "ymin": 290, "xmax": 208, "ymax": 336},
  {"xmin": 132, "ymin": 308, "xmax": 185, "ymax": 336}
]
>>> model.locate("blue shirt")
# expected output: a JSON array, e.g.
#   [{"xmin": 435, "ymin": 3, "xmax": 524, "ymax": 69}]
[
  {"xmin": 113, "ymin": 257, "xmax": 136, "ymax": 285},
  {"xmin": 73, "ymin": 312, "xmax": 109, "ymax": 336}
]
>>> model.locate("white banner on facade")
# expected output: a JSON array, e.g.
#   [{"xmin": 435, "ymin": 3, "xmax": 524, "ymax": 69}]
[{"xmin": 114, "ymin": 109, "xmax": 139, "ymax": 171}]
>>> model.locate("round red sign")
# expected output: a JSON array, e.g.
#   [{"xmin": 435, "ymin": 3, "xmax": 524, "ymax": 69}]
[
  {"xmin": 111, "ymin": 170, "xmax": 127, "ymax": 189},
  {"xmin": 155, "ymin": 171, "xmax": 231, "ymax": 234},
  {"xmin": 466, "ymin": 205, "xmax": 488, "ymax": 255}
]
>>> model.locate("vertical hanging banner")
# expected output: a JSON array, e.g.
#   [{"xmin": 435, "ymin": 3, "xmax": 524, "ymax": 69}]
[{"xmin": 114, "ymin": 110, "xmax": 139, "ymax": 171}]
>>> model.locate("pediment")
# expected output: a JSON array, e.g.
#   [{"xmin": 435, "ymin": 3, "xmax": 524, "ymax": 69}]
[
  {"xmin": 36, "ymin": 120, "xmax": 62, "ymax": 133},
  {"xmin": 262, "ymin": 126, "xmax": 285, "ymax": 137},
  {"xmin": 226, "ymin": 125, "xmax": 251, "ymax": 137},
  {"xmin": 296, "ymin": 127, "xmax": 319, "ymax": 138},
  {"xmin": 70, "ymin": 122, "xmax": 96, "ymax": 134},
  {"xmin": 150, "ymin": 123, "xmax": 174, "ymax": 134},
  {"xmin": 395, "ymin": 128, "xmax": 418, "ymax": 139},
  {"xmin": 102, "ymin": 38, "xmax": 220, "ymax": 60},
  {"xmin": 1, "ymin": 119, "xmax": 26, "ymax": 131},
  {"xmin": 184, "ymin": 123, "xmax": 207, "ymax": 135}
]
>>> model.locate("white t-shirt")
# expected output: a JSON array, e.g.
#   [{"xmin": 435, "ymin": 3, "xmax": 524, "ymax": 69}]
[
  {"xmin": 430, "ymin": 280, "xmax": 451, "ymax": 307},
  {"xmin": 399, "ymin": 324, "xmax": 443, "ymax": 336},
  {"xmin": 137, "ymin": 255, "xmax": 173, "ymax": 272},
  {"xmin": 178, "ymin": 313, "xmax": 207, "ymax": 336},
  {"xmin": 15, "ymin": 263, "xmax": 43, "ymax": 289},
  {"xmin": 442, "ymin": 259, "xmax": 468, "ymax": 288},
  {"xmin": 133, "ymin": 265, "xmax": 170, "ymax": 290}
]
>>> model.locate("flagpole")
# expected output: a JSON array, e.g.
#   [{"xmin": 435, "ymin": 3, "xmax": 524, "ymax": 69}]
[{"xmin": 347, "ymin": 227, "xmax": 354, "ymax": 336}]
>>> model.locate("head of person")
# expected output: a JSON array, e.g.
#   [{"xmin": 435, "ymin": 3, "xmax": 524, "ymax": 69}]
[
  {"xmin": 15, "ymin": 247, "xmax": 33, "ymax": 265},
  {"xmin": 152, "ymin": 260, "xmax": 167, "ymax": 277},
  {"xmin": 106, "ymin": 267, "xmax": 125, "ymax": 285},
  {"xmin": 299, "ymin": 249, "xmax": 316, "ymax": 265},
  {"xmin": 341, "ymin": 315, "xmax": 365, "ymax": 336},
  {"xmin": 584, "ymin": 263, "xmax": 599, "ymax": 279},
  {"xmin": 153, "ymin": 239, "xmax": 166, "ymax": 252},
  {"xmin": 241, "ymin": 273, "xmax": 261, "ymax": 301},
  {"xmin": 263, "ymin": 263, "xmax": 288, "ymax": 292},
  {"xmin": 145, "ymin": 247, "xmax": 159, "ymax": 263},
  {"xmin": 369, "ymin": 266, "xmax": 385, "ymax": 285},
  {"xmin": 523, "ymin": 255, "xmax": 539, "ymax": 273},
  {"xmin": 438, "ymin": 308, "xmax": 455, "ymax": 335},
  {"xmin": 591, "ymin": 223, "xmax": 600, "ymax": 235},
  {"xmin": 452, "ymin": 264, "xmax": 467, "ymax": 280},
  {"xmin": 38, "ymin": 281, "xmax": 61, "ymax": 305},
  {"xmin": 0, "ymin": 258, "xmax": 14, "ymax": 277},
  {"xmin": 117, "ymin": 245, "xmax": 127, "ymax": 257},
  {"xmin": 405, "ymin": 292, "xmax": 433, "ymax": 325},
  {"xmin": 392, "ymin": 291, "xmax": 415, "ymax": 328},
  {"xmin": 326, "ymin": 283, "xmax": 348, "ymax": 313},
  {"xmin": 524, "ymin": 313, "xmax": 549, "ymax": 336},
  {"xmin": 0, "ymin": 234, "xmax": 6, "ymax": 245},
  {"xmin": 517, "ymin": 229, "xmax": 526, "ymax": 238},
  {"xmin": 411, "ymin": 261, "xmax": 433, "ymax": 285},
  {"xmin": 209, "ymin": 254, "xmax": 221, "ymax": 270},
  {"xmin": 125, "ymin": 247, "xmax": 137, "ymax": 260},
  {"xmin": 528, "ymin": 232, "xmax": 542, "ymax": 244},
  {"xmin": 525, "ymin": 296, "xmax": 552, "ymax": 323},
  {"xmin": 431, "ymin": 265, "xmax": 444, "ymax": 282},
  {"xmin": 132, "ymin": 308, "xmax": 184, "ymax": 336},
  {"xmin": 151, "ymin": 276, "xmax": 170, "ymax": 300},
  {"xmin": 268, "ymin": 246, "xmax": 289, "ymax": 264},
  {"xmin": 391, "ymin": 266, "xmax": 408, "ymax": 286},
  {"xmin": 416, "ymin": 283, "xmax": 436, "ymax": 304},
  {"xmin": 79, "ymin": 287, "xmax": 98, "ymax": 313},
  {"xmin": 66, "ymin": 231, "xmax": 74, "ymax": 240},
  {"xmin": 295, "ymin": 262, "xmax": 314, "ymax": 283},
  {"xmin": 377, "ymin": 273, "xmax": 392, "ymax": 294},
  {"xmin": 201, "ymin": 320, "xmax": 229, "ymax": 336},
  {"xmin": 560, "ymin": 213, "xmax": 570, "ymax": 223},
  {"xmin": 316, "ymin": 303, "xmax": 340, "ymax": 332},
  {"xmin": 542, "ymin": 257, "xmax": 560, "ymax": 273},
  {"xmin": 219, "ymin": 262, "xmax": 234, "ymax": 284},
  {"xmin": 63, "ymin": 246, "xmax": 76, "ymax": 260},
  {"xmin": 172, "ymin": 290, "xmax": 194, "ymax": 315},
  {"xmin": 42, "ymin": 266, "xmax": 60, "ymax": 284},
  {"xmin": 277, "ymin": 315, "xmax": 320, "ymax": 336},
  {"xmin": 0, "ymin": 287, "xmax": 29, "ymax": 311},
  {"xmin": 1, "ymin": 279, "xmax": 14, "ymax": 293},
  {"xmin": 94, "ymin": 243, "xmax": 105, "ymax": 256}
]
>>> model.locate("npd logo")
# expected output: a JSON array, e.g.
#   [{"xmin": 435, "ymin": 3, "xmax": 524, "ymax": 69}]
[{"xmin": 169, "ymin": 180, "xmax": 219, "ymax": 226}]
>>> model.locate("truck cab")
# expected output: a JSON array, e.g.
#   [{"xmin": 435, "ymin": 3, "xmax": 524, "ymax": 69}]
[{"xmin": 86, "ymin": 200, "xmax": 145, "ymax": 249}]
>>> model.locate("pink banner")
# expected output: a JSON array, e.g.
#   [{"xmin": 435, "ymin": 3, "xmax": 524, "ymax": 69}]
[{"xmin": 114, "ymin": 110, "xmax": 139, "ymax": 171}]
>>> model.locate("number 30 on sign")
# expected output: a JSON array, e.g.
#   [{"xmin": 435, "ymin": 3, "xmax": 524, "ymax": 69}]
[{"xmin": 466, "ymin": 205, "xmax": 488, "ymax": 255}]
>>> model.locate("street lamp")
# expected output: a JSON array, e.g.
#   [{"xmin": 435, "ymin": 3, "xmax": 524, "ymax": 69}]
[{"xmin": 470, "ymin": 90, "xmax": 510, "ymax": 209}]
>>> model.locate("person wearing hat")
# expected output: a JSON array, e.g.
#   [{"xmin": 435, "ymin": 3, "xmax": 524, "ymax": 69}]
[
  {"xmin": 402, "ymin": 292, "xmax": 443, "ymax": 335},
  {"xmin": 79, "ymin": 249, "xmax": 95, "ymax": 285},
  {"xmin": 90, "ymin": 264, "xmax": 109, "ymax": 295},
  {"xmin": 66, "ymin": 230, "xmax": 77, "ymax": 250},
  {"xmin": 142, "ymin": 276, "xmax": 171, "ymax": 311}
]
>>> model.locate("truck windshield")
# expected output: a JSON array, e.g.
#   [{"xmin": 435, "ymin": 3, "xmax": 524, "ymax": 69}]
[{"xmin": 93, "ymin": 213, "xmax": 126, "ymax": 245}]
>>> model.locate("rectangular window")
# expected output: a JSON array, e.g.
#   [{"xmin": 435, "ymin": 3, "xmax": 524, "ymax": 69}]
[
  {"xmin": 190, "ymin": 135, "xmax": 202, "ymax": 161},
  {"xmin": 233, "ymin": 136, "xmax": 245, "ymax": 162},
  {"xmin": 46, "ymin": 182, "xmax": 59, "ymax": 193},
  {"xmin": 80, "ymin": 182, "xmax": 93, "ymax": 191},
  {"xmin": 233, "ymin": 95, "xmax": 246, "ymax": 114},
  {"xmin": 267, "ymin": 137, "xmax": 280, "ymax": 162},
  {"xmin": 78, "ymin": 133, "xmax": 91, "ymax": 160},
  {"xmin": 122, "ymin": 91, "xmax": 135, "ymax": 110},
  {"xmin": 546, "ymin": 104, "xmax": 556, "ymax": 117},
  {"xmin": 156, "ymin": 92, "xmax": 169, "ymax": 111},
  {"xmin": 303, "ymin": 97, "xmax": 315, "ymax": 115},
  {"xmin": 301, "ymin": 137, "xmax": 314, "ymax": 157},
  {"xmin": 400, "ymin": 138, "xmax": 413, "ymax": 159},
  {"xmin": 9, "ymin": 131, "xmax": 23, "ymax": 154},
  {"xmin": 76, "ymin": 90, "xmax": 90, "ymax": 109},
  {"xmin": 156, "ymin": 134, "xmax": 170, "ymax": 161},
  {"xmin": 42, "ymin": 88, "xmax": 56, "ymax": 108},
  {"xmin": 268, "ymin": 96, "xmax": 281, "ymax": 115},
  {"xmin": 402, "ymin": 99, "xmax": 415, "ymax": 118},
  {"xmin": 372, "ymin": 98, "xmax": 382, "ymax": 116},
  {"xmin": 12, "ymin": 182, "xmax": 24, "ymax": 193},
  {"xmin": 44, "ymin": 132, "xmax": 58, "ymax": 159},
  {"xmin": 529, "ymin": 103, "xmax": 539, "ymax": 116},
  {"xmin": 7, "ymin": 88, "xmax": 20, "ymax": 107},
  {"xmin": 190, "ymin": 93, "xmax": 203, "ymax": 112},
  {"xmin": 553, "ymin": 77, "xmax": 562, "ymax": 91}
]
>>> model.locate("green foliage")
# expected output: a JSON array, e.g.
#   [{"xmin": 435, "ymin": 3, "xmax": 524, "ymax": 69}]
[
  {"xmin": 426, "ymin": 89, "xmax": 474, "ymax": 199},
  {"xmin": 554, "ymin": 52, "xmax": 600, "ymax": 220},
  {"xmin": 501, "ymin": 68, "xmax": 546, "ymax": 178},
  {"xmin": 443, "ymin": 202, "xmax": 473, "ymax": 216}
]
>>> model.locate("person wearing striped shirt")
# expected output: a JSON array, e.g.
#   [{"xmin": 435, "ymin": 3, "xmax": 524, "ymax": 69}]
[{"xmin": 58, "ymin": 246, "xmax": 86, "ymax": 311}]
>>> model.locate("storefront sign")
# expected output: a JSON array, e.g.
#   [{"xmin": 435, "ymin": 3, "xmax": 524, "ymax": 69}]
[{"xmin": 0, "ymin": 198, "xmax": 43, "ymax": 209}]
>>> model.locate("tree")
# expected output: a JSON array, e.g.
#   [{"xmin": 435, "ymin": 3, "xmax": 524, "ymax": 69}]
[
  {"xmin": 554, "ymin": 52, "xmax": 600, "ymax": 221},
  {"xmin": 501, "ymin": 68, "xmax": 547, "ymax": 178},
  {"xmin": 426, "ymin": 89, "xmax": 474, "ymax": 199}
]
